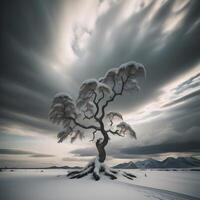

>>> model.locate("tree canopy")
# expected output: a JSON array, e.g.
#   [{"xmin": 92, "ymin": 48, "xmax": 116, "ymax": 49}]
[{"xmin": 49, "ymin": 61, "xmax": 145, "ymax": 143}]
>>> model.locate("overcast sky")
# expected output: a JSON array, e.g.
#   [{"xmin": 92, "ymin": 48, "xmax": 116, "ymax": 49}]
[{"xmin": 0, "ymin": 0, "xmax": 200, "ymax": 168}]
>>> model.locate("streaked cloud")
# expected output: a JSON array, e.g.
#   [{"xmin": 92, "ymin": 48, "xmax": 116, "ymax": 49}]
[
  {"xmin": 125, "ymin": 64, "xmax": 200, "ymax": 124},
  {"xmin": 0, "ymin": 149, "xmax": 55, "ymax": 158}
]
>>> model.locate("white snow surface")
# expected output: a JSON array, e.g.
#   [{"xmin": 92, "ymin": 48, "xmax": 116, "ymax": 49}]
[{"xmin": 0, "ymin": 169, "xmax": 199, "ymax": 200}]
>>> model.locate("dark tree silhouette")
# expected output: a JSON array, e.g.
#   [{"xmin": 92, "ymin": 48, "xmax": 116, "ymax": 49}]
[{"xmin": 49, "ymin": 61, "xmax": 145, "ymax": 180}]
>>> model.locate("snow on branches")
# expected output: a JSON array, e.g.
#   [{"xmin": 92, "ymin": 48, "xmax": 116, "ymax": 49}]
[
  {"xmin": 49, "ymin": 93, "xmax": 76, "ymax": 125},
  {"xmin": 49, "ymin": 93, "xmax": 83, "ymax": 143},
  {"xmin": 106, "ymin": 112, "xmax": 123, "ymax": 126},
  {"xmin": 76, "ymin": 79, "xmax": 112, "ymax": 111},
  {"xmin": 99, "ymin": 61, "xmax": 145, "ymax": 93},
  {"xmin": 116, "ymin": 121, "xmax": 137, "ymax": 139},
  {"xmin": 49, "ymin": 61, "xmax": 145, "ymax": 144}
]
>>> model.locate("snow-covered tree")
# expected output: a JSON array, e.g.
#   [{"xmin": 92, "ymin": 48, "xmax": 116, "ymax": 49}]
[{"xmin": 49, "ymin": 61, "xmax": 145, "ymax": 180}]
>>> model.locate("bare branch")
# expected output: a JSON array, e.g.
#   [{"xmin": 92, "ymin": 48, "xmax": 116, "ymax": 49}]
[
  {"xmin": 66, "ymin": 116, "xmax": 100, "ymax": 131},
  {"xmin": 92, "ymin": 90, "xmax": 98, "ymax": 104},
  {"xmin": 106, "ymin": 112, "xmax": 123, "ymax": 126},
  {"xmin": 100, "ymin": 75, "xmax": 130, "ymax": 121},
  {"xmin": 92, "ymin": 90, "xmax": 101, "ymax": 120},
  {"xmin": 107, "ymin": 129, "xmax": 124, "ymax": 137},
  {"xmin": 97, "ymin": 89, "xmax": 105, "ymax": 104},
  {"xmin": 112, "ymin": 77, "xmax": 116, "ymax": 93}
]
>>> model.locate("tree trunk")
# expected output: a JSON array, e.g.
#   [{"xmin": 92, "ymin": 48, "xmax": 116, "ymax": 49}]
[
  {"xmin": 67, "ymin": 130, "xmax": 136, "ymax": 181},
  {"xmin": 96, "ymin": 132, "xmax": 109, "ymax": 163}
]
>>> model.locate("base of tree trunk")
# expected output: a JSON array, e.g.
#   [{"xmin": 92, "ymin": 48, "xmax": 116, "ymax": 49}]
[{"xmin": 67, "ymin": 157, "xmax": 137, "ymax": 181}]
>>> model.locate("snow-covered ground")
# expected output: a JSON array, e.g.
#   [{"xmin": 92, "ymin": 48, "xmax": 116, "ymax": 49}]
[
  {"xmin": 0, "ymin": 169, "xmax": 199, "ymax": 200},
  {"xmin": 131, "ymin": 169, "xmax": 200, "ymax": 199}
]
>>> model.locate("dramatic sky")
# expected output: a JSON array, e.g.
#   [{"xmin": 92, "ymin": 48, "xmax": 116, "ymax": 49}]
[{"xmin": 0, "ymin": 0, "xmax": 200, "ymax": 168}]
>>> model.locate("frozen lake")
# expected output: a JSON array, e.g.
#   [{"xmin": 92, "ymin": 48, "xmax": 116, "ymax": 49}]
[{"xmin": 0, "ymin": 169, "xmax": 199, "ymax": 200}]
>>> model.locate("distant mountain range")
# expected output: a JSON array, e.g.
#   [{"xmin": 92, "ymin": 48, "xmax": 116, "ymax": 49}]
[
  {"xmin": 113, "ymin": 157, "xmax": 200, "ymax": 169},
  {"xmin": 2, "ymin": 157, "xmax": 200, "ymax": 170},
  {"xmin": 113, "ymin": 161, "xmax": 138, "ymax": 169}
]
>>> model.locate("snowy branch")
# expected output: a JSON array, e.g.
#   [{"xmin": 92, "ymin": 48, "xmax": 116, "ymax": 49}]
[
  {"xmin": 106, "ymin": 112, "xmax": 123, "ymax": 126},
  {"xmin": 116, "ymin": 121, "xmax": 137, "ymax": 139}
]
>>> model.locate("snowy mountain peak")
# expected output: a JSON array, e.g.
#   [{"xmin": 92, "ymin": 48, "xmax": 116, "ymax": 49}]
[
  {"xmin": 113, "ymin": 161, "xmax": 137, "ymax": 169},
  {"xmin": 113, "ymin": 157, "xmax": 200, "ymax": 169}
]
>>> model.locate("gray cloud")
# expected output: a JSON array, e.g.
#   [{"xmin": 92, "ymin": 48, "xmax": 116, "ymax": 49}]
[
  {"xmin": 71, "ymin": 0, "xmax": 200, "ymax": 111},
  {"xmin": 120, "ymin": 142, "xmax": 200, "ymax": 156},
  {"xmin": 30, "ymin": 154, "xmax": 55, "ymax": 158},
  {"xmin": 71, "ymin": 139, "xmax": 200, "ymax": 160},
  {"xmin": 0, "ymin": 149, "xmax": 55, "ymax": 158},
  {"xmin": 71, "ymin": 148, "xmax": 97, "ymax": 157},
  {"xmin": 163, "ymin": 89, "xmax": 200, "ymax": 108},
  {"xmin": 0, "ymin": 149, "xmax": 34, "ymax": 155},
  {"xmin": 62, "ymin": 157, "xmax": 92, "ymax": 162},
  {"xmin": 162, "ymin": 72, "xmax": 200, "ymax": 108},
  {"xmin": 0, "ymin": 1, "xmax": 78, "ymax": 139},
  {"xmin": 174, "ymin": 73, "xmax": 200, "ymax": 95}
]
